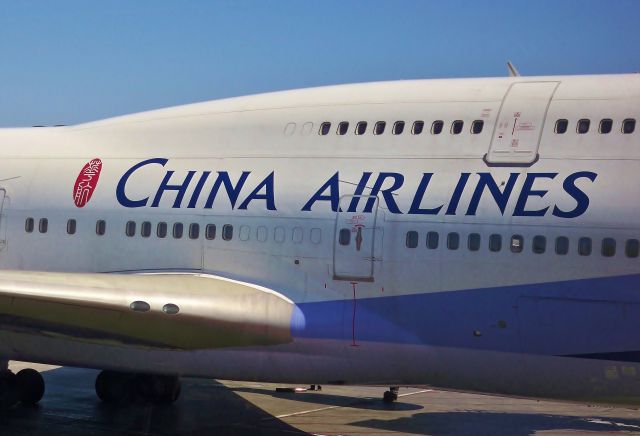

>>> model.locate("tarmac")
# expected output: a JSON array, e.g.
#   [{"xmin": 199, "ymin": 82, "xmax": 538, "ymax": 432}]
[{"xmin": 2, "ymin": 361, "xmax": 640, "ymax": 435}]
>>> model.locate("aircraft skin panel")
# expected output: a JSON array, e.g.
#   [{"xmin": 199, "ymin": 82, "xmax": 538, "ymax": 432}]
[{"xmin": 0, "ymin": 73, "xmax": 638, "ymax": 405}]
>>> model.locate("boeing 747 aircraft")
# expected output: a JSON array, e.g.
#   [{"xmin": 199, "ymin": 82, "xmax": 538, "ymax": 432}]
[{"xmin": 0, "ymin": 73, "xmax": 638, "ymax": 407}]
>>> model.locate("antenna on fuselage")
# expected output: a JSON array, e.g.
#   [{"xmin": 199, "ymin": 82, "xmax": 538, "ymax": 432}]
[{"xmin": 507, "ymin": 61, "xmax": 520, "ymax": 77}]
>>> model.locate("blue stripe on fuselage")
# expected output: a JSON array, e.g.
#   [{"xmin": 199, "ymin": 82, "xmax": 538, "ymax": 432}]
[{"xmin": 294, "ymin": 274, "xmax": 640, "ymax": 357}]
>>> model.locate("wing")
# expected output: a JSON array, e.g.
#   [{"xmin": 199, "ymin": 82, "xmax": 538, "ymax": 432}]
[{"xmin": 0, "ymin": 271, "xmax": 298, "ymax": 350}]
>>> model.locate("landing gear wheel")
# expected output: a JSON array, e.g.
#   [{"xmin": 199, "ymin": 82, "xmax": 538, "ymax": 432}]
[
  {"xmin": 96, "ymin": 371, "xmax": 181, "ymax": 405},
  {"xmin": 383, "ymin": 386, "xmax": 399, "ymax": 403},
  {"xmin": 136, "ymin": 375, "xmax": 180, "ymax": 404},
  {"xmin": 95, "ymin": 370, "xmax": 135, "ymax": 404},
  {"xmin": 0, "ymin": 370, "xmax": 18, "ymax": 408},
  {"xmin": 16, "ymin": 368, "xmax": 44, "ymax": 405}
]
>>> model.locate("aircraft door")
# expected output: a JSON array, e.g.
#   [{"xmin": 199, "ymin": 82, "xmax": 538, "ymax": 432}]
[
  {"xmin": 485, "ymin": 81, "xmax": 559, "ymax": 166},
  {"xmin": 333, "ymin": 195, "xmax": 378, "ymax": 282}
]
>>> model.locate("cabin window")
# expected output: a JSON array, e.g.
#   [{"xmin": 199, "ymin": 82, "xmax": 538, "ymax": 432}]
[
  {"xmin": 96, "ymin": 220, "xmax": 106, "ymax": 236},
  {"xmin": 355, "ymin": 121, "xmax": 367, "ymax": 135},
  {"xmin": 555, "ymin": 119, "xmax": 568, "ymax": 134},
  {"xmin": 157, "ymin": 222, "xmax": 167, "ymax": 238},
  {"xmin": 393, "ymin": 121, "xmax": 405, "ymax": 135},
  {"xmin": 337, "ymin": 121, "xmax": 349, "ymax": 135},
  {"xmin": 189, "ymin": 223, "xmax": 200, "ymax": 239},
  {"xmin": 173, "ymin": 223, "xmax": 183, "ymax": 239},
  {"xmin": 256, "ymin": 226, "xmax": 267, "ymax": 242},
  {"xmin": 205, "ymin": 224, "xmax": 216, "ymax": 240},
  {"xmin": 141, "ymin": 221, "xmax": 151, "ymax": 237},
  {"xmin": 626, "ymin": 239, "xmax": 639, "ymax": 258},
  {"xmin": 310, "ymin": 228, "xmax": 322, "ymax": 244},
  {"xmin": 292, "ymin": 227, "xmax": 303, "ymax": 243},
  {"xmin": 374, "ymin": 121, "xmax": 386, "ymax": 135},
  {"xmin": 471, "ymin": 120, "xmax": 484, "ymax": 134},
  {"xmin": 510, "ymin": 235, "xmax": 524, "ymax": 253},
  {"xmin": 623, "ymin": 118, "xmax": 636, "ymax": 134},
  {"xmin": 67, "ymin": 219, "xmax": 76, "ymax": 235},
  {"xmin": 319, "ymin": 122, "xmax": 331, "ymax": 135},
  {"xmin": 447, "ymin": 232, "xmax": 460, "ymax": 250},
  {"xmin": 599, "ymin": 119, "xmax": 613, "ymax": 134},
  {"xmin": 339, "ymin": 228, "xmax": 351, "ymax": 245},
  {"xmin": 451, "ymin": 120, "xmax": 464, "ymax": 135},
  {"xmin": 431, "ymin": 120, "xmax": 444, "ymax": 135},
  {"xmin": 532, "ymin": 235, "xmax": 546, "ymax": 254},
  {"xmin": 412, "ymin": 121, "xmax": 424, "ymax": 135},
  {"xmin": 274, "ymin": 226, "xmax": 285, "ymax": 243},
  {"xmin": 468, "ymin": 233, "xmax": 481, "ymax": 251},
  {"xmin": 38, "ymin": 218, "xmax": 48, "ymax": 233},
  {"xmin": 578, "ymin": 237, "xmax": 592, "ymax": 256},
  {"xmin": 602, "ymin": 238, "xmax": 616, "ymax": 257},
  {"xmin": 555, "ymin": 236, "xmax": 569, "ymax": 255},
  {"xmin": 489, "ymin": 234, "xmax": 502, "ymax": 252},
  {"xmin": 222, "ymin": 224, "xmax": 233, "ymax": 241},
  {"xmin": 239, "ymin": 225, "xmax": 250, "ymax": 241},
  {"xmin": 25, "ymin": 217, "xmax": 34, "ymax": 233},
  {"xmin": 406, "ymin": 231, "xmax": 418, "ymax": 248},
  {"xmin": 426, "ymin": 231, "xmax": 439, "ymax": 249},
  {"xmin": 125, "ymin": 221, "xmax": 136, "ymax": 237},
  {"xmin": 577, "ymin": 119, "xmax": 590, "ymax": 134}
]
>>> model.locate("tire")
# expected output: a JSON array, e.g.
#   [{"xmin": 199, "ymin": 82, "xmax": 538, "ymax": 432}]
[
  {"xmin": 16, "ymin": 368, "xmax": 44, "ymax": 405},
  {"xmin": 0, "ymin": 370, "xmax": 18, "ymax": 408}
]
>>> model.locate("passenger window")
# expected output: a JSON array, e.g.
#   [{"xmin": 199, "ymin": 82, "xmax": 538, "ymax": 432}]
[
  {"xmin": 555, "ymin": 119, "xmax": 568, "ymax": 134},
  {"xmin": 274, "ymin": 226, "xmax": 285, "ymax": 243},
  {"xmin": 374, "ymin": 121, "xmax": 386, "ymax": 135},
  {"xmin": 532, "ymin": 235, "xmax": 546, "ymax": 254},
  {"xmin": 489, "ymin": 234, "xmax": 502, "ymax": 252},
  {"xmin": 623, "ymin": 118, "xmax": 636, "ymax": 134},
  {"xmin": 222, "ymin": 224, "xmax": 233, "ymax": 241},
  {"xmin": 339, "ymin": 228, "xmax": 351, "ymax": 245},
  {"xmin": 406, "ymin": 231, "xmax": 418, "ymax": 248},
  {"xmin": 510, "ymin": 235, "xmax": 523, "ymax": 253},
  {"xmin": 602, "ymin": 238, "xmax": 616, "ymax": 257},
  {"xmin": 240, "ymin": 225, "xmax": 250, "ymax": 241},
  {"xmin": 319, "ymin": 122, "xmax": 331, "ymax": 135},
  {"xmin": 555, "ymin": 236, "xmax": 569, "ymax": 255},
  {"xmin": 173, "ymin": 223, "xmax": 183, "ymax": 239},
  {"xmin": 337, "ymin": 121, "xmax": 349, "ymax": 135},
  {"xmin": 431, "ymin": 120, "xmax": 444, "ymax": 135},
  {"xmin": 292, "ymin": 227, "xmax": 303, "ymax": 243},
  {"xmin": 256, "ymin": 226, "xmax": 267, "ymax": 242},
  {"xmin": 25, "ymin": 217, "xmax": 34, "ymax": 233},
  {"xmin": 451, "ymin": 120, "xmax": 464, "ymax": 135},
  {"xmin": 125, "ymin": 221, "xmax": 136, "ymax": 237},
  {"xmin": 426, "ymin": 231, "xmax": 439, "ymax": 249},
  {"xmin": 38, "ymin": 218, "xmax": 48, "ymax": 233},
  {"xmin": 447, "ymin": 232, "xmax": 459, "ymax": 250},
  {"xmin": 599, "ymin": 119, "xmax": 612, "ymax": 134},
  {"xmin": 412, "ymin": 121, "xmax": 424, "ymax": 135},
  {"xmin": 141, "ymin": 221, "xmax": 151, "ymax": 237},
  {"xmin": 157, "ymin": 222, "xmax": 167, "ymax": 238},
  {"xmin": 310, "ymin": 228, "xmax": 322, "ymax": 244},
  {"xmin": 393, "ymin": 121, "xmax": 405, "ymax": 135},
  {"xmin": 578, "ymin": 237, "xmax": 592, "ymax": 256},
  {"xmin": 205, "ymin": 224, "xmax": 216, "ymax": 240},
  {"xmin": 96, "ymin": 220, "xmax": 106, "ymax": 236},
  {"xmin": 471, "ymin": 120, "xmax": 484, "ymax": 134},
  {"xmin": 67, "ymin": 219, "xmax": 76, "ymax": 235},
  {"xmin": 355, "ymin": 121, "xmax": 367, "ymax": 135},
  {"xmin": 189, "ymin": 223, "xmax": 199, "ymax": 239},
  {"xmin": 626, "ymin": 239, "xmax": 639, "ymax": 258},
  {"xmin": 468, "ymin": 233, "xmax": 481, "ymax": 251},
  {"xmin": 577, "ymin": 119, "xmax": 590, "ymax": 134}
]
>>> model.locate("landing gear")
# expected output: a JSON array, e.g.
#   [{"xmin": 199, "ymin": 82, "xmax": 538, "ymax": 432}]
[
  {"xmin": 383, "ymin": 386, "xmax": 399, "ymax": 403},
  {"xmin": 0, "ymin": 367, "xmax": 45, "ymax": 408},
  {"xmin": 95, "ymin": 370, "xmax": 181, "ymax": 404}
]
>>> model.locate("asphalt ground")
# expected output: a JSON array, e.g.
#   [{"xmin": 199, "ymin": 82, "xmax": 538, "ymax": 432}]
[{"xmin": 2, "ymin": 361, "xmax": 640, "ymax": 435}]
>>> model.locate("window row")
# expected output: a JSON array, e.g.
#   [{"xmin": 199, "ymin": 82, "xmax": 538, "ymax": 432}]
[
  {"xmin": 554, "ymin": 118, "xmax": 635, "ymax": 135},
  {"xmin": 404, "ymin": 230, "xmax": 639, "ymax": 258},
  {"xmin": 319, "ymin": 120, "xmax": 485, "ymax": 137},
  {"xmin": 25, "ymin": 217, "xmax": 323, "ymax": 245}
]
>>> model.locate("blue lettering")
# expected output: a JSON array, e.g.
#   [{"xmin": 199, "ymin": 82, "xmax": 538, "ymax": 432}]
[
  {"xmin": 301, "ymin": 172, "xmax": 340, "ymax": 212},
  {"xmin": 347, "ymin": 172, "xmax": 373, "ymax": 212},
  {"xmin": 552, "ymin": 171, "xmax": 597, "ymax": 218},
  {"xmin": 466, "ymin": 173, "xmax": 519, "ymax": 216},
  {"xmin": 408, "ymin": 173, "xmax": 442, "ymax": 215},
  {"xmin": 116, "ymin": 158, "xmax": 168, "ymax": 208},
  {"xmin": 445, "ymin": 173, "xmax": 471, "ymax": 215},
  {"xmin": 365, "ymin": 172, "xmax": 404, "ymax": 213},
  {"xmin": 151, "ymin": 170, "xmax": 196, "ymax": 208},
  {"xmin": 187, "ymin": 171, "xmax": 211, "ymax": 208},
  {"xmin": 513, "ymin": 173, "xmax": 557, "ymax": 217},
  {"xmin": 204, "ymin": 172, "xmax": 250, "ymax": 209},
  {"xmin": 238, "ymin": 172, "xmax": 276, "ymax": 210}
]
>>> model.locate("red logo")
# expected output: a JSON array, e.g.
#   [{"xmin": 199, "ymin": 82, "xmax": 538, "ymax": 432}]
[{"xmin": 73, "ymin": 158, "xmax": 102, "ymax": 208}]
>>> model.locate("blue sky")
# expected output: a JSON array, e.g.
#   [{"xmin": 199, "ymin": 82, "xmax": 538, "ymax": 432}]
[{"xmin": 0, "ymin": 0, "xmax": 638, "ymax": 126}]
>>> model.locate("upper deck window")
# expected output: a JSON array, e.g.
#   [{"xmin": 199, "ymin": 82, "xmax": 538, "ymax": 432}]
[
  {"xmin": 412, "ymin": 121, "xmax": 424, "ymax": 135},
  {"xmin": 451, "ymin": 120, "xmax": 464, "ymax": 135},
  {"xmin": 623, "ymin": 119, "xmax": 636, "ymax": 134},
  {"xmin": 555, "ymin": 119, "xmax": 568, "ymax": 134},
  {"xmin": 431, "ymin": 120, "xmax": 444, "ymax": 135},
  {"xmin": 599, "ymin": 119, "xmax": 613, "ymax": 134},
  {"xmin": 374, "ymin": 121, "xmax": 386, "ymax": 135},
  {"xmin": 319, "ymin": 122, "xmax": 331, "ymax": 135},
  {"xmin": 355, "ymin": 121, "xmax": 367, "ymax": 135},
  {"xmin": 393, "ymin": 121, "xmax": 405, "ymax": 135},
  {"xmin": 577, "ymin": 119, "xmax": 590, "ymax": 134},
  {"xmin": 337, "ymin": 122, "xmax": 349, "ymax": 135},
  {"xmin": 471, "ymin": 120, "xmax": 484, "ymax": 134}
]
